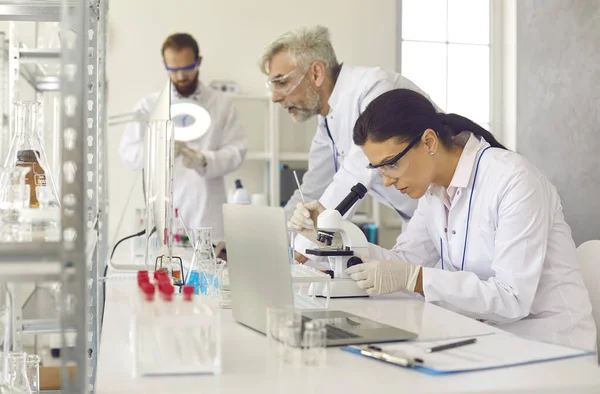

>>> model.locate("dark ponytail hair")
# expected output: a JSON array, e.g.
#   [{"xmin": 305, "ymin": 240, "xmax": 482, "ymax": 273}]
[{"xmin": 353, "ymin": 89, "xmax": 507, "ymax": 150}]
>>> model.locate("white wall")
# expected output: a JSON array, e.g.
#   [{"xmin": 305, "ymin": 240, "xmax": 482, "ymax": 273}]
[{"xmin": 106, "ymin": 0, "xmax": 398, "ymax": 241}]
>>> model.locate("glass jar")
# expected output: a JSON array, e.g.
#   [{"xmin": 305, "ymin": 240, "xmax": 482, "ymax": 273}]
[
  {"xmin": 25, "ymin": 355, "xmax": 39, "ymax": 393},
  {"xmin": 15, "ymin": 150, "xmax": 44, "ymax": 208}
]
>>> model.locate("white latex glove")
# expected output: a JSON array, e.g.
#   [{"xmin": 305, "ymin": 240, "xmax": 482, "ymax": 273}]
[
  {"xmin": 181, "ymin": 146, "xmax": 207, "ymax": 169},
  {"xmin": 345, "ymin": 256, "xmax": 421, "ymax": 296},
  {"xmin": 287, "ymin": 201, "xmax": 343, "ymax": 249},
  {"xmin": 174, "ymin": 141, "xmax": 187, "ymax": 157},
  {"xmin": 287, "ymin": 201, "xmax": 325, "ymax": 244}
]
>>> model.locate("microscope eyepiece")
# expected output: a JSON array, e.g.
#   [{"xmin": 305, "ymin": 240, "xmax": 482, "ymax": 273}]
[
  {"xmin": 315, "ymin": 183, "xmax": 368, "ymax": 249},
  {"xmin": 334, "ymin": 183, "xmax": 368, "ymax": 217}
]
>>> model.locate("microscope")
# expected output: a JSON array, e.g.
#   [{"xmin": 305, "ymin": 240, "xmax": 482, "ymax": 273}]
[{"xmin": 305, "ymin": 183, "xmax": 369, "ymax": 298}]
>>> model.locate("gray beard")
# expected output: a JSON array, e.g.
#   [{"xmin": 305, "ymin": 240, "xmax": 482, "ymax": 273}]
[{"xmin": 290, "ymin": 87, "xmax": 321, "ymax": 123}]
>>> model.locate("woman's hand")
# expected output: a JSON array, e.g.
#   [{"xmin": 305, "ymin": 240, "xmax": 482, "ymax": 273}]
[{"xmin": 345, "ymin": 256, "xmax": 423, "ymax": 296}]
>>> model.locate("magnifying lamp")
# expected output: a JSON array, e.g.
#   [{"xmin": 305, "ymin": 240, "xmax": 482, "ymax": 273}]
[
  {"xmin": 171, "ymin": 99, "xmax": 211, "ymax": 141},
  {"xmin": 108, "ymin": 99, "xmax": 211, "ymax": 142}
]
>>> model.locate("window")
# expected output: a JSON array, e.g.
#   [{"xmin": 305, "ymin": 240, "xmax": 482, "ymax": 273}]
[{"xmin": 400, "ymin": 0, "xmax": 491, "ymax": 130}]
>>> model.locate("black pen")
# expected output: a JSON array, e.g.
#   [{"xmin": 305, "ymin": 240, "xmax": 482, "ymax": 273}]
[{"xmin": 425, "ymin": 338, "xmax": 477, "ymax": 353}]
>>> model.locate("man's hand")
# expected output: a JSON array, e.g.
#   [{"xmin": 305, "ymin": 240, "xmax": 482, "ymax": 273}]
[
  {"xmin": 214, "ymin": 241, "xmax": 227, "ymax": 261},
  {"xmin": 175, "ymin": 141, "xmax": 187, "ymax": 157},
  {"xmin": 345, "ymin": 256, "xmax": 422, "ymax": 296},
  {"xmin": 181, "ymin": 146, "xmax": 207, "ymax": 169},
  {"xmin": 287, "ymin": 201, "xmax": 325, "ymax": 244},
  {"xmin": 294, "ymin": 251, "xmax": 309, "ymax": 264}
]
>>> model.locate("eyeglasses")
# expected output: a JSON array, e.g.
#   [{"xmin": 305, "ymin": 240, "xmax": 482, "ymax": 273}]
[
  {"xmin": 367, "ymin": 132, "xmax": 424, "ymax": 179},
  {"xmin": 165, "ymin": 59, "xmax": 199, "ymax": 78},
  {"xmin": 265, "ymin": 68, "xmax": 308, "ymax": 96}
]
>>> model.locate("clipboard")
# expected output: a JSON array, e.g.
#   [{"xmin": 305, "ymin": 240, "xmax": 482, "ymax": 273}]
[{"xmin": 341, "ymin": 333, "xmax": 595, "ymax": 375}]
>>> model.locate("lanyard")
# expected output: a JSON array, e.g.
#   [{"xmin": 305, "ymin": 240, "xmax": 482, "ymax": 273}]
[
  {"xmin": 440, "ymin": 146, "xmax": 491, "ymax": 271},
  {"xmin": 324, "ymin": 117, "xmax": 339, "ymax": 172}
]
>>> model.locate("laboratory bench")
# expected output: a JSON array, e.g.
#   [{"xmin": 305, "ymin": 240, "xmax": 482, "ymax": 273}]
[{"xmin": 96, "ymin": 270, "xmax": 600, "ymax": 394}]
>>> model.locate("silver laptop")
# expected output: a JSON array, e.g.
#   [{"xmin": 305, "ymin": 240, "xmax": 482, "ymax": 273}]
[{"xmin": 223, "ymin": 204, "xmax": 417, "ymax": 347}]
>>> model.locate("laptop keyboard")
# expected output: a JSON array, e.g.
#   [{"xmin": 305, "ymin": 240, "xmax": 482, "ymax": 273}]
[
  {"xmin": 325, "ymin": 324, "xmax": 361, "ymax": 340},
  {"xmin": 301, "ymin": 316, "xmax": 361, "ymax": 340}
]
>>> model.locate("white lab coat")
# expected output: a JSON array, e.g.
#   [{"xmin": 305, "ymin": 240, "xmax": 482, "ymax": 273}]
[
  {"xmin": 289, "ymin": 65, "xmax": 440, "ymax": 260},
  {"xmin": 368, "ymin": 134, "xmax": 597, "ymax": 351},
  {"xmin": 119, "ymin": 83, "xmax": 246, "ymax": 241}
]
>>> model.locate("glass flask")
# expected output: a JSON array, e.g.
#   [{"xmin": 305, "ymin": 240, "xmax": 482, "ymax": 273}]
[
  {"xmin": 4, "ymin": 101, "xmax": 59, "ymax": 207},
  {"xmin": 4, "ymin": 101, "xmax": 60, "ymax": 241},
  {"xmin": 186, "ymin": 228, "xmax": 221, "ymax": 297}
]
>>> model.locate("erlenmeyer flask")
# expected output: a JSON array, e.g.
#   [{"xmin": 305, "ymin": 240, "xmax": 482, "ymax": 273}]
[
  {"xmin": 4, "ymin": 102, "xmax": 60, "ymax": 241},
  {"xmin": 186, "ymin": 228, "xmax": 220, "ymax": 296},
  {"xmin": 4, "ymin": 101, "xmax": 59, "ymax": 209}
]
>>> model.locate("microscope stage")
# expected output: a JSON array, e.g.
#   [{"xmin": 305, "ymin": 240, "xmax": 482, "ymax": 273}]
[{"xmin": 305, "ymin": 248, "xmax": 354, "ymax": 257}]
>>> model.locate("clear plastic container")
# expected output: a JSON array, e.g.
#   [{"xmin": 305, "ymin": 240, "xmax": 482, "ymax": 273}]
[{"xmin": 133, "ymin": 284, "xmax": 221, "ymax": 376}]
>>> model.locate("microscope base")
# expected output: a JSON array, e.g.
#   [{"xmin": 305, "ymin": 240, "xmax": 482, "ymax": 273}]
[{"xmin": 309, "ymin": 279, "xmax": 368, "ymax": 298}]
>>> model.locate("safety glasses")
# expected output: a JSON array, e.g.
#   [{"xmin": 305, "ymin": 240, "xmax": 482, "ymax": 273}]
[
  {"xmin": 165, "ymin": 59, "xmax": 199, "ymax": 78},
  {"xmin": 367, "ymin": 132, "xmax": 424, "ymax": 179},
  {"xmin": 265, "ymin": 68, "xmax": 308, "ymax": 96}
]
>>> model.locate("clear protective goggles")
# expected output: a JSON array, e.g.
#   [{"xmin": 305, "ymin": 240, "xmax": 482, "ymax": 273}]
[
  {"xmin": 165, "ymin": 59, "xmax": 199, "ymax": 78},
  {"xmin": 265, "ymin": 68, "xmax": 308, "ymax": 96},
  {"xmin": 367, "ymin": 132, "xmax": 423, "ymax": 179}
]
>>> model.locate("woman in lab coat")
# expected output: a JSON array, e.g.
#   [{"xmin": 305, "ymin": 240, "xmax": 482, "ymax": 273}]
[{"xmin": 291, "ymin": 88, "xmax": 596, "ymax": 351}]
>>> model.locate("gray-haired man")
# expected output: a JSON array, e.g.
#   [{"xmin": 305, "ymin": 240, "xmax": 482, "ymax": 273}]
[{"xmin": 262, "ymin": 26, "xmax": 438, "ymax": 265}]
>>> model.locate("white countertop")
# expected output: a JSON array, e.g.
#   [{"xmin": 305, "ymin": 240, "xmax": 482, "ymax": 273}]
[{"xmin": 96, "ymin": 274, "xmax": 600, "ymax": 394}]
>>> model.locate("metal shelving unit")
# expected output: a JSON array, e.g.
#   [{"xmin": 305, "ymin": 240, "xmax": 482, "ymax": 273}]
[
  {"xmin": 0, "ymin": 3, "xmax": 62, "ymax": 22},
  {"xmin": 0, "ymin": 1, "xmax": 108, "ymax": 393}
]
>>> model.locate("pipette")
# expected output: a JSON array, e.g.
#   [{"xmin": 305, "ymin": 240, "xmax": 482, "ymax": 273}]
[
  {"xmin": 293, "ymin": 170, "xmax": 305, "ymax": 203},
  {"xmin": 178, "ymin": 210, "xmax": 196, "ymax": 250}
]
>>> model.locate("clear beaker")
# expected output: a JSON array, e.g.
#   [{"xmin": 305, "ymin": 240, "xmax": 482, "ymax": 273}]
[
  {"xmin": 187, "ymin": 228, "xmax": 219, "ymax": 297},
  {"xmin": 6, "ymin": 353, "xmax": 30, "ymax": 394},
  {"xmin": 302, "ymin": 320, "xmax": 327, "ymax": 367}
]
